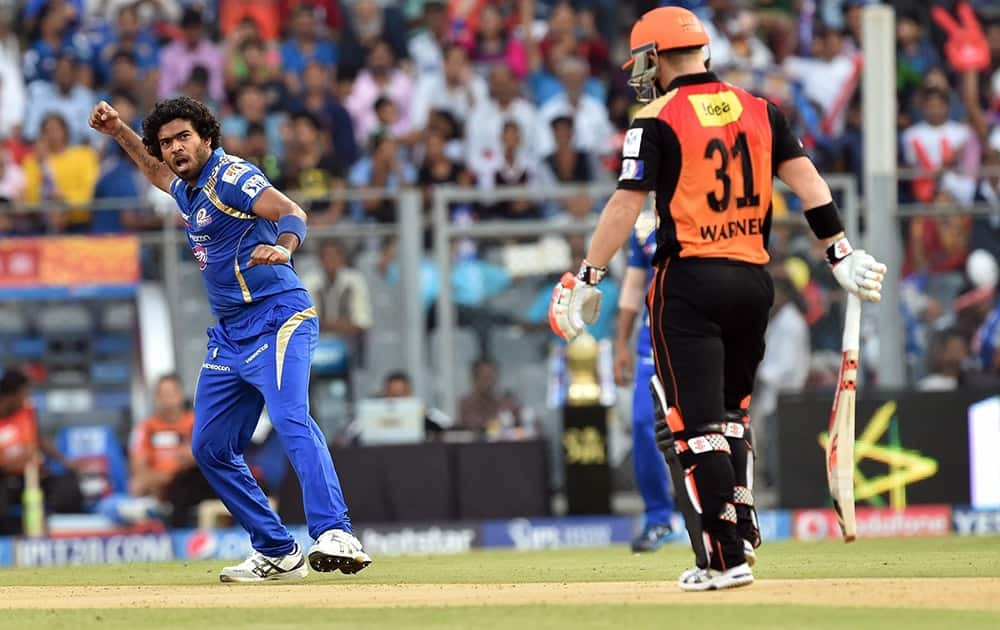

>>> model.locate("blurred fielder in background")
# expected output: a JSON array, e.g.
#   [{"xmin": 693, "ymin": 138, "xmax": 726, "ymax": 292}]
[
  {"xmin": 89, "ymin": 96, "xmax": 371, "ymax": 583},
  {"xmin": 613, "ymin": 206, "xmax": 675, "ymax": 553},
  {"xmin": 550, "ymin": 7, "xmax": 886, "ymax": 590}
]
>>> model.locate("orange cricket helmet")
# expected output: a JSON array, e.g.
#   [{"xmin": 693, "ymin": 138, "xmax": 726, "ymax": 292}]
[{"xmin": 623, "ymin": 7, "xmax": 711, "ymax": 102}]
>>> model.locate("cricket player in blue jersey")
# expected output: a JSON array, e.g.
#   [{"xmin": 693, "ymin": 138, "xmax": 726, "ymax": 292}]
[
  {"xmin": 89, "ymin": 97, "xmax": 371, "ymax": 582},
  {"xmin": 613, "ymin": 209, "xmax": 674, "ymax": 552}
]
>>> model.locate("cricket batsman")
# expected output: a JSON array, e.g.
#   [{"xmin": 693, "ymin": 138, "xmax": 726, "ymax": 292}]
[
  {"xmin": 549, "ymin": 7, "xmax": 886, "ymax": 590},
  {"xmin": 613, "ymin": 207, "xmax": 675, "ymax": 553},
  {"xmin": 90, "ymin": 96, "xmax": 371, "ymax": 582}
]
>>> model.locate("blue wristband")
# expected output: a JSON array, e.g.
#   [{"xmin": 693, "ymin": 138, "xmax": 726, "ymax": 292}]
[{"xmin": 277, "ymin": 214, "xmax": 307, "ymax": 246}]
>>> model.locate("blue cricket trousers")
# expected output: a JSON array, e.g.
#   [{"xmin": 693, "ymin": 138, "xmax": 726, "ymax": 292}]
[{"xmin": 192, "ymin": 290, "xmax": 351, "ymax": 556}]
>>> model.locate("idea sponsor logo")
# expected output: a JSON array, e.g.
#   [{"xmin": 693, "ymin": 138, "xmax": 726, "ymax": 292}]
[{"xmin": 793, "ymin": 505, "xmax": 952, "ymax": 541}]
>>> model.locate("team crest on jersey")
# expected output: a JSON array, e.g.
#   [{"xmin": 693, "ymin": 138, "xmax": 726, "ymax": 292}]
[
  {"xmin": 221, "ymin": 162, "xmax": 250, "ymax": 185},
  {"xmin": 193, "ymin": 244, "xmax": 208, "ymax": 270},
  {"xmin": 196, "ymin": 207, "xmax": 212, "ymax": 227}
]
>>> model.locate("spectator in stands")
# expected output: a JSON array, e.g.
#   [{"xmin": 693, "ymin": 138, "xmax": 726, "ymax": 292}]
[
  {"xmin": 896, "ymin": 12, "xmax": 941, "ymax": 105},
  {"xmin": 347, "ymin": 131, "xmax": 417, "ymax": 222},
  {"xmin": 411, "ymin": 43, "xmax": 490, "ymax": 131},
  {"xmin": 99, "ymin": 51, "xmax": 142, "ymax": 105},
  {"xmin": 535, "ymin": 56, "xmax": 613, "ymax": 160},
  {"xmin": 93, "ymin": 91, "xmax": 161, "ymax": 234},
  {"xmin": 474, "ymin": 120, "xmax": 541, "ymax": 220},
  {"xmin": 223, "ymin": 18, "xmax": 278, "ymax": 92},
  {"xmin": 345, "ymin": 39, "xmax": 415, "ymax": 146},
  {"xmin": 281, "ymin": 111, "xmax": 346, "ymax": 224},
  {"xmin": 280, "ymin": 4, "xmax": 337, "ymax": 95},
  {"xmin": 129, "ymin": 373, "xmax": 214, "ymax": 528},
  {"xmin": 540, "ymin": 115, "xmax": 597, "ymax": 217},
  {"xmin": 0, "ymin": 143, "xmax": 25, "ymax": 206},
  {"xmin": 23, "ymin": 1, "xmax": 85, "ymax": 85},
  {"xmin": 0, "ymin": 367, "xmax": 83, "ymax": 535},
  {"xmin": 24, "ymin": 51, "xmax": 97, "ymax": 146},
  {"xmin": 0, "ymin": 11, "xmax": 25, "ymax": 141},
  {"xmin": 723, "ymin": 9, "xmax": 774, "ymax": 71},
  {"xmin": 94, "ymin": 3, "xmax": 159, "ymax": 87},
  {"xmin": 539, "ymin": 2, "xmax": 608, "ymax": 79},
  {"xmin": 917, "ymin": 328, "xmax": 969, "ymax": 391},
  {"xmin": 221, "ymin": 81, "xmax": 285, "ymax": 159},
  {"xmin": 467, "ymin": 2, "xmax": 528, "ymax": 79},
  {"xmin": 314, "ymin": 240, "xmax": 372, "ymax": 368},
  {"xmin": 180, "ymin": 65, "xmax": 218, "ymax": 112},
  {"xmin": 466, "ymin": 64, "xmax": 539, "ymax": 174},
  {"xmin": 380, "ymin": 371, "xmax": 448, "ymax": 436},
  {"xmin": 158, "ymin": 8, "xmax": 224, "ymax": 103},
  {"xmin": 411, "ymin": 2, "xmax": 452, "ymax": 78},
  {"xmin": 457, "ymin": 358, "xmax": 522, "ymax": 436},
  {"xmin": 782, "ymin": 23, "xmax": 859, "ymax": 138},
  {"xmin": 242, "ymin": 121, "xmax": 282, "ymax": 182},
  {"xmin": 289, "ymin": 60, "xmax": 358, "ymax": 167},
  {"xmin": 418, "ymin": 128, "xmax": 472, "ymax": 212},
  {"xmin": 22, "ymin": 112, "xmax": 99, "ymax": 232},
  {"xmin": 901, "ymin": 86, "xmax": 975, "ymax": 205},
  {"xmin": 338, "ymin": 0, "xmax": 409, "ymax": 72}
]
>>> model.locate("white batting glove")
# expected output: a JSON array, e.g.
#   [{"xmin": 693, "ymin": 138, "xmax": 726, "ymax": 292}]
[
  {"xmin": 827, "ymin": 238, "xmax": 887, "ymax": 303},
  {"xmin": 549, "ymin": 264, "xmax": 605, "ymax": 341}
]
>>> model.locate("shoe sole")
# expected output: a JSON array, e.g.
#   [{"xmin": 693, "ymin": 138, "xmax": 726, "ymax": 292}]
[
  {"xmin": 307, "ymin": 549, "xmax": 372, "ymax": 575},
  {"xmin": 679, "ymin": 572, "xmax": 754, "ymax": 592},
  {"xmin": 220, "ymin": 565, "xmax": 309, "ymax": 583}
]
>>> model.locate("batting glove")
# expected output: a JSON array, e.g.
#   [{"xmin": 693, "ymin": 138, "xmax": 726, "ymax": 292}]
[
  {"xmin": 548, "ymin": 261, "xmax": 605, "ymax": 341},
  {"xmin": 826, "ymin": 238, "xmax": 887, "ymax": 303}
]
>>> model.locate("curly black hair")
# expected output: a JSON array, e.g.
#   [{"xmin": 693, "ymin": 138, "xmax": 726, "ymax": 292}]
[{"xmin": 141, "ymin": 96, "xmax": 221, "ymax": 160}]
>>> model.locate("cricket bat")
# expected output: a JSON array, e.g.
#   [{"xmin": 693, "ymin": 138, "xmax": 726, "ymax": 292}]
[
  {"xmin": 21, "ymin": 455, "xmax": 45, "ymax": 538},
  {"xmin": 826, "ymin": 293, "xmax": 860, "ymax": 542}
]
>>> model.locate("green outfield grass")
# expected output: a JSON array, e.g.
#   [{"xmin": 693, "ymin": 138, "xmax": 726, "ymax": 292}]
[{"xmin": 2, "ymin": 537, "xmax": 1000, "ymax": 629}]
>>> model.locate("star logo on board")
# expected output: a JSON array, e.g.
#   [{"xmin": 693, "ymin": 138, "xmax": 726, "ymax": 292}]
[{"xmin": 818, "ymin": 401, "xmax": 938, "ymax": 509}]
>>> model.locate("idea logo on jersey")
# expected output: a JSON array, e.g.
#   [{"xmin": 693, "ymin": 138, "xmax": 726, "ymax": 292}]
[{"xmin": 193, "ymin": 245, "xmax": 208, "ymax": 270}]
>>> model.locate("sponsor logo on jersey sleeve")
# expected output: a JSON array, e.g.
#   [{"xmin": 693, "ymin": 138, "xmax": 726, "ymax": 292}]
[
  {"xmin": 619, "ymin": 158, "xmax": 645, "ymax": 181},
  {"xmin": 241, "ymin": 174, "xmax": 269, "ymax": 199},
  {"xmin": 622, "ymin": 128, "xmax": 643, "ymax": 158},
  {"xmin": 221, "ymin": 162, "xmax": 251, "ymax": 184}
]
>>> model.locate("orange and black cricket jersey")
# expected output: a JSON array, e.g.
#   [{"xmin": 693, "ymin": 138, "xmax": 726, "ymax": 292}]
[{"xmin": 617, "ymin": 72, "xmax": 806, "ymax": 265}]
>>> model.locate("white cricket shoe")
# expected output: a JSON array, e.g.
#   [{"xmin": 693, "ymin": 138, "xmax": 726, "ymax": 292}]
[
  {"xmin": 308, "ymin": 529, "xmax": 372, "ymax": 574},
  {"xmin": 679, "ymin": 562, "xmax": 754, "ymax": 591},
  {"xmin": 743, "ymin": 539, "xmax": 757, "ymax": 567},
  {"xmin": 219, "ymin": 544, "xmax": 308, "ymax": 583}
]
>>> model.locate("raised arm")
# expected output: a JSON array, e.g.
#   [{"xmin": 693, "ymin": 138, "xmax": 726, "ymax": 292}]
[{"xmin": 89, "ymin": 100, "xmax": 174, "ymax": 193}]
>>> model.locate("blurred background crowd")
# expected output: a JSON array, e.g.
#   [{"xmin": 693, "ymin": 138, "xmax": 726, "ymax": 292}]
[{"xmin": 2, "ymin": 0, "xmax": 1000, "ymax": 526}]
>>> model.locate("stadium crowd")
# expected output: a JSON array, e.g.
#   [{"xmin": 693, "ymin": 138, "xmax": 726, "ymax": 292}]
[{"xmin": 0, "ymin": 1, "xmax": 998, "ymax": 422}]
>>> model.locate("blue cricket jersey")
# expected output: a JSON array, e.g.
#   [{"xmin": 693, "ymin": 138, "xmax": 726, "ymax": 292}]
[
  {"xmin": 169, "ymin": 148, "xmax": 308, "ymax": 322},
  {"xmin": 626, "ymin": 211, "xmax": 658, "ymax": 361}
]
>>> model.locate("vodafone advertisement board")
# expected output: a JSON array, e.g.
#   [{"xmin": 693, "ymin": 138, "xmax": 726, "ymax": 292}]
[{"xmin": 792, "ymin": 505, "xmax": 952, "ymax": 541}]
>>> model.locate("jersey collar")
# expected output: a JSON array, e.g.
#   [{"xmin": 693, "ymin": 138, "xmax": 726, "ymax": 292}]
[
  {"xmin": 193, "ymin": 147, "xmax": 226, "ymax": 190},
  {"xmin": 665, "ymin": 72, "xmax": 720, "ymax": 91}
]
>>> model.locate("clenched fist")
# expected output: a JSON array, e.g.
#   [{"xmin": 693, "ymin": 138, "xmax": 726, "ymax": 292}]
[
  {"xmin": 247, "ymin": 244, "xmax": 290, "ymax": 267},
  {"xmin": 89, "ymin": 101, "xmax": 123, "ymax": 136}
]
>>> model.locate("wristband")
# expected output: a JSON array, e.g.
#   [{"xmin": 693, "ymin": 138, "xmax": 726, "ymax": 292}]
[
  {"xmin": 277, "ymin": 214, "xmax": 307, "ymax": 247},
  {"xmin": 825, "ymin": 237, "xmax": 853, "ymax": 267},
  {"xmin": 272, "ymin": 244, "xmax": 292, "ymax": 260},
  {"xmin": 804, "ymin": 201, "xmax": 844, "ymax": 239},
  {"xmin": 577, "ymin": 260, "xmax": 607, "ymax": 286}
]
